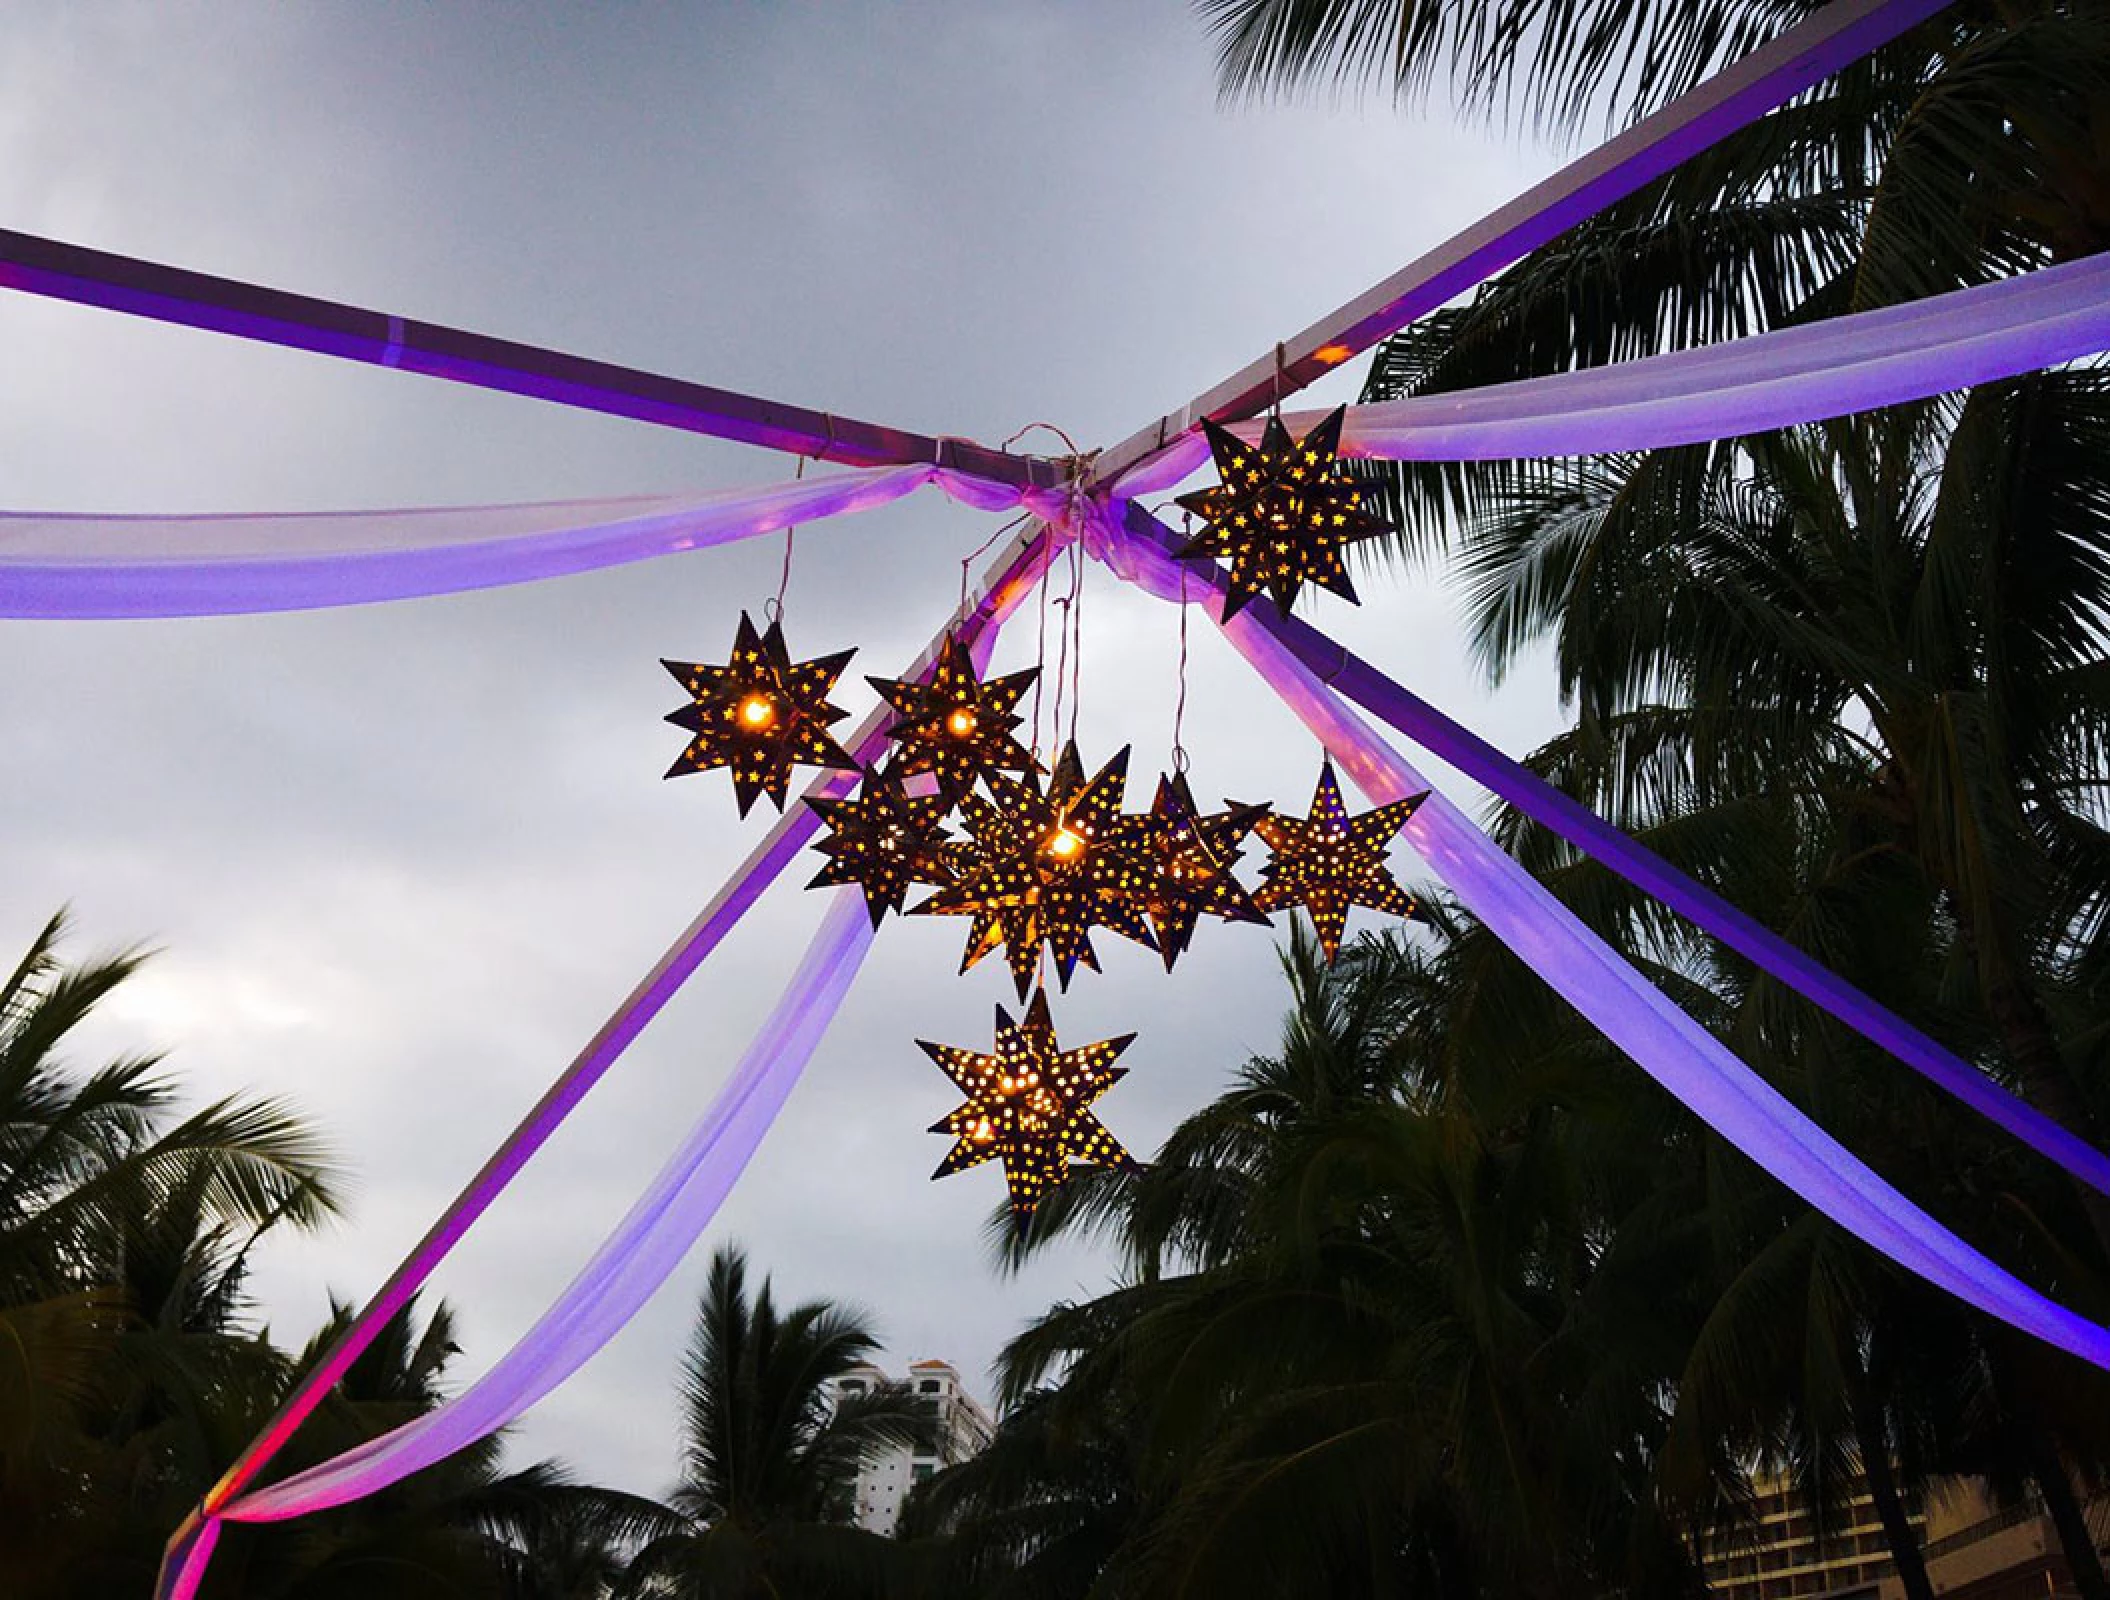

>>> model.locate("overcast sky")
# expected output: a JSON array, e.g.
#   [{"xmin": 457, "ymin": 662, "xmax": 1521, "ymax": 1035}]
[{"xmin": 0, "ymin": 3, "xmax": 1574, "ymax": 1499}]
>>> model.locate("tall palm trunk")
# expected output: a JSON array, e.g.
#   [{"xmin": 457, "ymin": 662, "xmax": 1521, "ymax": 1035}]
[
  {"xmin": 2026, "ymin": 1427, "xmax": 2110, "ymax": 1600},
  {"xmin": 1850, "ymin": 1379, "xmax": 1935, "ymax": 1600}
]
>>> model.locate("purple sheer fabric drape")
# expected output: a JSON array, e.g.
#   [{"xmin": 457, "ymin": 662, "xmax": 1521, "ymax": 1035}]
[
  {"xmin": 1112, "ymin": 502, "xmax": 2110, "ymax": 1197},
  {"xmin": 1113, "ymin": 253, "xmax": 2110, "ymax": 496},
  {"xmin": 227, "ymin": 892, "xmax": 877, "ymax": 1520},
  {"xmin": 154, "ymin": 534, "xmax": 1050, "ymax": 1600},
  {"xmin": 0, "ymin": 467, "xmax": 933, "ymax": 618},
  {"xmin": 0, "ymin": 464, "xmax": 1076, "ymax": 619},
  {"xmin": 1087, "ymin": 510, "xmax": 2110, "ymax": 1367}
]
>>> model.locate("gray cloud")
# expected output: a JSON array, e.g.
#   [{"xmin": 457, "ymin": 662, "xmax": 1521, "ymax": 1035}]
[{"xmin": 1, "ymin": 1, "xmax": 1569, "ymax": 1499}]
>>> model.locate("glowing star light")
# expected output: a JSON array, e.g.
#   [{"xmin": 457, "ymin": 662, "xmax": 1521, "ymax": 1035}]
[
  {"xmin": 920, "ymin": 989, "xmax": 1137, "ymax": 1226},
  {"xmin": 866, "ymin": 633, "xmax": 1040, "ymax": 803},
  {"xmin": 913, "ymin": 742, "xmax": 1158, "ymax": 998},
  {"xmin": 1174, "ymin": 405, "xmax": 1393, "ymax": 620},
  {"xmin": 661, "ymin": 611, "xmax": 859, "ymax": 817},
  {"xmin": 1115, "ymin": 772, "xmax": 1271, "ymax": 971},
  {"xmin": 806, "ymin": 765, "xmax": 955, "ymax": 927},
  {"xmin": 1252, "ymin": 761, "xmax": 1427, "ymax": 963}
]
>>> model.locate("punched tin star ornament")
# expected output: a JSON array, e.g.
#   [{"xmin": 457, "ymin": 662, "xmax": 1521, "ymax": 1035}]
[
  {"xmin": 1174, "ymin": 404, "xmax": 1393, "ymax": 620},
  {"xmin": 1114, "ymin": 771, "xmax": 1272, "ymax": 971},
  {"xmin": 806, "ymin": 765, "xmax": 956, "ymax": 927},
  {"xmin": 1252, "ymin": 760, "xmax": 1428, "ymax": 963},
  {"xmin": 920, "ymin": 988, "xmax": 1137, "ymax": 1226},
  {"xmin": 662, "ymin": 611, "xmax": 859, "ymax": 817},
  {"xmin": 867, "ymin": 633, "xmax": 1040, "ymax": 803},
  {"xmin": 913, "ymin": 741, "xmax": 1158, "ymax": 999}
]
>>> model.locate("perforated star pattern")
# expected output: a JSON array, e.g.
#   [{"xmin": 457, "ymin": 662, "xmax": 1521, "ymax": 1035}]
[
  {"xmin": 867, "ymin": 634, "xmax": 1040, "ymax": 803},
  {"xmin": 1174, "ymin": 405, "xmax": 1393, "ymax": 620},
  {"xmin": 913, "ymin": 742, "xmax": 1158, "ymax": 998},
  {"xmin": 661, "ymin": 612, "xmax": 860, "ymax": 817},
  {"xmin": 920, "ymin": 989, "xmax": 1136, "ymax": 1226},
  {"xmin": 1252, "ymin": 761, "xmax": 1428, "ymax": 963},
  {"xmin": 1115, "ymin": 772, "xmax": 1271, "ymax": 971},
  {"xmin": 806, "ymin": 766, "xmax": 956, "ymax": 927}
]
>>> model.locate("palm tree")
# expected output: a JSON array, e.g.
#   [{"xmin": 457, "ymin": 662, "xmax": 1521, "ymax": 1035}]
[
  {"xmin": 977, "ymin": 922, "xmax": 1709, "ymax": 1598},
  {"xmin": 0, "ymin": 910, "xmax": 344, "ymax": 1597},
  {"xmin": 207, "ymin": 1297, "xmax": 681, "ymax": 1600},
  {"xmin": 1192, "ymin": 3, "xmax": 2110, "ymax": 1587},
  {"xmin": 0, "ymin": 912, "xmax": 658, "ymax": 1598},
  {"xmin": 617, "ymin": 1245, "xmax": 925, "ymax": 1600},
  {"xmin": 896, "ymin": 1381, "xmax": 1155, "ymax": 1600}
]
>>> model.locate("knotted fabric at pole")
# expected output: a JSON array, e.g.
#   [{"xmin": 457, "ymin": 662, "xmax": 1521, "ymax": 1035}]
[
  {"xmin": 1113, "ymin": 253, "xmax": 2110, "ymax": 497},
  {"xmin": 1087, "ymin": 506, "xmax": 2110, "ymax": 1368}
]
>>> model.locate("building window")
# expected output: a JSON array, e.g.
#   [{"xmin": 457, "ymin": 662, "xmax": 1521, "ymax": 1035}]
[
  {"xmin": 912, "ymin": 1463, "xmax": 935, "ymax": 1484},
  {"xmin": 920, "ymin": 1379, "xmax": 942, "ymax": 1393}
]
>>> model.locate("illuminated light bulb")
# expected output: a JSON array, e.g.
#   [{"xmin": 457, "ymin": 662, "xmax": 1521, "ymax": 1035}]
[
  {"xmin": 739, "ymin": 694, "xmax": 776, "ymax": 729},
  {"xmin": 1045, "ymin": 826, "xmax": 1085, "ymax": 861},
  {"xmin": 946, "ymin": 707, "xmax": 978, "ymax": 738}
]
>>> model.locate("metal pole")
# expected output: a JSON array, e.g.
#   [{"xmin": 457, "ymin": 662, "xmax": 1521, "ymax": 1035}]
[
  {"xmin": 152, "ymin": 514, "xmax": 1065, "ymax": 1598},
  {"xmin": 0, "ymin": 227, "xmax": 1064, "ymax": 496},
  {"xmin": 1087, "ymin": 0, "xmax": 1956, "ymax": 487}
]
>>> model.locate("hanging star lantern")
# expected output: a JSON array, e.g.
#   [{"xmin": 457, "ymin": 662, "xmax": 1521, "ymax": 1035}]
[
  {"xmin": 920, "ymin": 989, "xmax": 1136, "ymax": 1226},
  {"xmin": 1115, "ymin": 771, "xmax": 1272, "ymax": 971},
  {"xmin": 867, "ymin": 634, "xmax": 1040, "ymax": 804},
  {"xmin": 913, "ymin": 742, "xmax": 1158, "ymax": 998},
  {"xmin": 1251, "ymin": 761, "xmax": 1427, "ymax": 963},
  {"xmin": 1174, "ymin": 405, "xmax": 1393, "ymax": 620},
  {"xmin": 661, "ymin": 611, "xmax": 859, "ymax": 817},
  {"xmin": 806, "ymin": 765, "xmax": 956, "ymax": 927}
]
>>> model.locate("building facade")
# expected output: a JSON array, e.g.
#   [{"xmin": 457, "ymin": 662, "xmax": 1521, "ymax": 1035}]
[
  {"xmin": 1700, "ymin": 1472, "xmax": 2110, "ymax": 1600},
  {"xmin": 829, "ymin": 1358, "xmax": 996, "ymax": 1537}
]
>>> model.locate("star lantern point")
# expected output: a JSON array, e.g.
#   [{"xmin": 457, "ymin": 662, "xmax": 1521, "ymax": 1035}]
[
  {"xmin": 919, "ymin": 989, "xmax": 1137, "ymax": 1226},
  {"xmin": 1173, "ymin": 405, "xmax": 1393, "ymax": 620},
  {"xmin": 1251, "ymin": 760, "xmax": 1427, "ymax": 962},
  {"xmin": 662, "ymin": 611, "xmax": 859, "ymax": 816}
]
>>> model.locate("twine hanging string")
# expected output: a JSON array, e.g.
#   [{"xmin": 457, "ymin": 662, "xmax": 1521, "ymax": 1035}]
[
  {"xmin": 1172, "ymin": 515, "xmax": 1192, "ymax": 775},
  {"xmin": 1008, "ymin": 426, "xmax": 1092, "ymax": 764},
  {"xmin": 1066, "ymin": 537, "xmax": 1084, "ymax": 749},
  {"xmin": 1049, "ymin": 544, "xmax": 1076, "ymax": 755},
  {"xmin": 1031, "ymin": 531, "xmax": 1053, "ymax": 760},
  {"xmin": 959, "ymin": 512, "xmax": 1028, "ymax": 622},
  {"xmin": 763, "ymin": 454, "xmax": 808, "ymax": 624}
]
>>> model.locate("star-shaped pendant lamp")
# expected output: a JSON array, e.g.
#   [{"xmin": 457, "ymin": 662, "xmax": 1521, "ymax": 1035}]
[
  {"xmin": 913, "ymin": 742, "xmax": 1158, "ymax": 998},
  {"xmin": 1173, "ymin": 405, "xmax": 1393, "ymax": 620},
  {"xmin": 867, "ymin": 633, "xmax": 1040, "ymax": 804},
  {"xmin": 662, "ymin": 612, "xmax": 860, "ymax": 817},
  {"xmin": 920, "ymin": 988, "xmax": 1137, "ymax": 1226},
  {"xmin": 1252, "ymin": 761, "xmax": 1428, "ymax": 963},
  {"xmin": 1116, "ymin": 772, "xmax": 1271, "ymax": 971},
  {"xmin": 806, "ymin": 765, "xmax": 956, "ymax": 927}
]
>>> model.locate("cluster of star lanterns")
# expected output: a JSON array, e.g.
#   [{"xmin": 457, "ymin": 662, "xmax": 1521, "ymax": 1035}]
[{"xmin": 658, "ymin": 415, "xmax": 1425, "ymax": 1224}]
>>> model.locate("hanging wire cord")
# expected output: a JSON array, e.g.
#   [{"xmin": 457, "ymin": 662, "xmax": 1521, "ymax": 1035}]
[
  {"xmin": 763, "ymin": 455, "xmax": 806, "ymax": 623},
  {"xmin": 1173, "ymin": 512, "xmax": 1192, "ymax": 774},
  {"xmin": 1000, "ymin": 424, "xmax": 1096, "ymax": 760}
]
